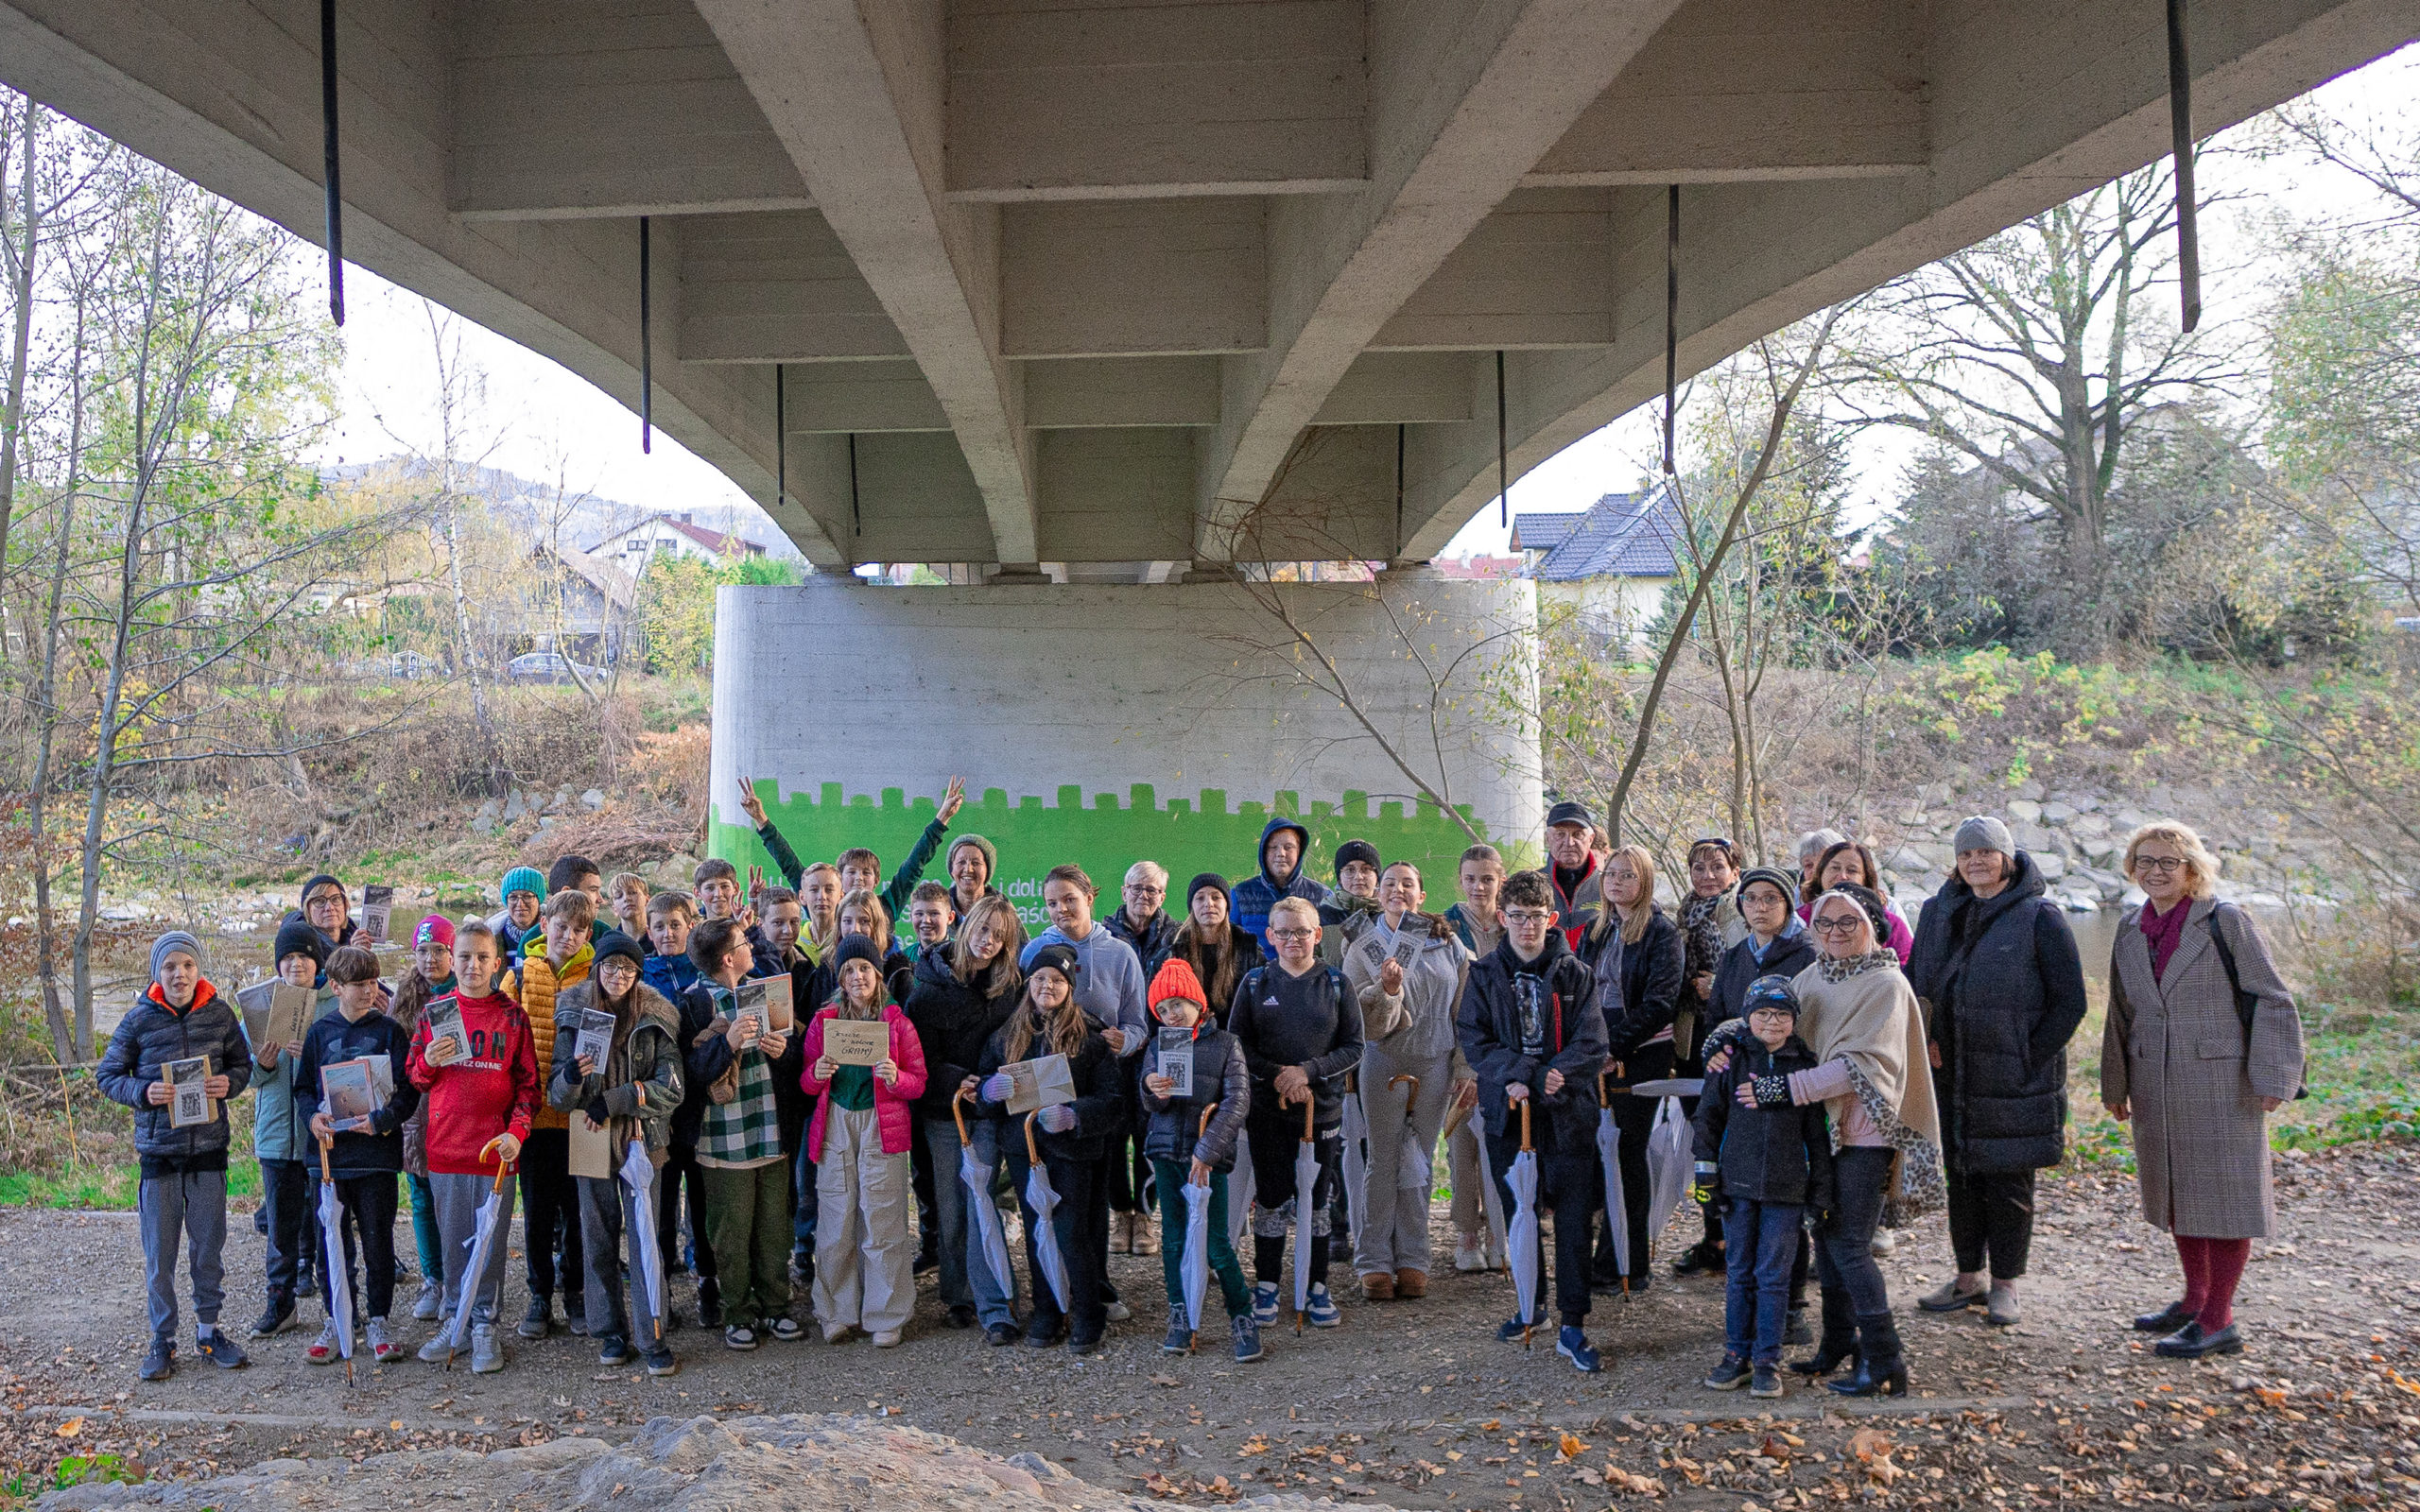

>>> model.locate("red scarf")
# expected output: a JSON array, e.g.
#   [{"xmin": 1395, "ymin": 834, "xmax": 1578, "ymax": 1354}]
[{"xmin": 2139, "ymin": 897, "xmax": 2191, "ymax": 983}]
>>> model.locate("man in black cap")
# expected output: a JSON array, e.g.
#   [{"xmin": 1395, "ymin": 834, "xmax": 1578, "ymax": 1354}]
[{"xmin": 1543, "ymin": 800, "xmax": 1603, "ymax": 951}]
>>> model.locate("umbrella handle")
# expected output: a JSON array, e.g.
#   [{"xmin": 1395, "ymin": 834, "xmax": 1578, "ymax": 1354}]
[
  {"xmin": 1024, "ymin": 1112, "xmax": 1042, "ymax": 1164},
  {"xmin": 1198, "ymin": 1102, "xmax": 1219, "ymax": 1138},
  {"xmin": 1389, "ymin": 1072, "xmax": 1418, "ymax": 1103},
  {"xmin": 479, "ymin": 1135, "xmax": 518, "ymax": 1180},
  {"xmin": 318, "ymin": 1140, "xmax": 333, "ymax": 1183},
  {"xmin": 1301, "ymin": 1096, "xmax": 1314, "ymax": 1143},
  {"xmin": 952, "ymin": 1087, "xmax": 973, "ymax": 1144},
  {"xmin": 1516, "ymin": 1091, "xmax": 1532, "ymax": 1153}
]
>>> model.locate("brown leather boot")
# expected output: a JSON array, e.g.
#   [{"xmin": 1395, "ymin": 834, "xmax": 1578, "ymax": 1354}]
[
  {"xmin": 1359, "ymin": 1271, "xmax": 1396, "ymax": 1301},
  {"xmin": 1394, "ymin": 1268, "xmax": 1427, "ymax": 1298}
]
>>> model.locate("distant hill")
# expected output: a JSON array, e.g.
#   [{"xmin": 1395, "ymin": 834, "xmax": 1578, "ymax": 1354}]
[{"xmin": 320, "ymin": 457, "xmax": 804, "ymax": 561}]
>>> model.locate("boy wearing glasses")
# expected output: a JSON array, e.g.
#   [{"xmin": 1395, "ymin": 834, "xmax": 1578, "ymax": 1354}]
[
  {"xmin": 1690, "ymin": 975, "xmax": 1834, "ymax": 1399},
  {"xmin": 1455, "ymin": 871, "xmax": 1607, "ymax": 1372}
]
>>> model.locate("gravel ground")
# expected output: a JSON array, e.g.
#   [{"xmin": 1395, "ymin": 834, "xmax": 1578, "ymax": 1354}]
[{"xmin": 4, "ymin": 1146, "xmax": 2417, "ymax": 1509}]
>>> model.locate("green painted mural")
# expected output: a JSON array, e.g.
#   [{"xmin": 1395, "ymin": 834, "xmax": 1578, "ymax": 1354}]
[{"xmin": 711, "ymin": 782, "xmax": 1541, "ymax": 930}]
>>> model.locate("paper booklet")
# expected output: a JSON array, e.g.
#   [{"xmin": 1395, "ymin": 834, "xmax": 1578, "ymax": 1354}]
[
  {"xmin": 423, "ymin": 999, "xmax": 467, "ymax": 1067},
  {"xmin": 236, "ymin": 980, "xmax": 317, "ymax": 1051},
  {"xmin": 1002, "ymin": 1053, "xmax": 1077, "ymax": 1114},
  {"xmin": 572, "ymin": 1007, "xmax": 616, "ymax": 1070},
  {"xmin": 360, "ymin": 885, "xmax": 394, "ymax": 943},
  {"xmin": 1357, "ymin": 929, "xmax": 1430, "ymax": 976},
  {"xmin": 1153, "ymin": 1026, "xmax": 1195, "ymax": 1090},
  {"xmin": 821, "ymin": 1017, "xmax": 890, "ymax": 1068},
  {"xmin": 320, "ymin": 1057, "xmax": 389, "ymax": 1133},
  {"xmin": 164, "ymin": 1056, "xmax": 214, "ymax": 1129},
  {"xmin": 735, "ymin": 975, "xmax": 794, "ymax": 1034}
]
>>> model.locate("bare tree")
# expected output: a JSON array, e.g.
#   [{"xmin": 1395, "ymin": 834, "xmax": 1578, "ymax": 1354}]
[{"xmin": 1839, "ymin": 164, "xmax": 2239, "ymax": 656}]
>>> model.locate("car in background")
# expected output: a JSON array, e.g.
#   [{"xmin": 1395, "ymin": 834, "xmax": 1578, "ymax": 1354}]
[{"xmin": 505, "ymin": 651, "xmax": 607, "ymax": 684}]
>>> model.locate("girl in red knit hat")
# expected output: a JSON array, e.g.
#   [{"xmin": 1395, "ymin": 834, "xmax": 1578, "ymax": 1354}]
[{"xmin": 1139, "ymin": 958, "xmax": 1259, "ymax": 1361}]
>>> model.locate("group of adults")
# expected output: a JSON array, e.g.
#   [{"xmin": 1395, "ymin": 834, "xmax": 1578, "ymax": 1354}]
[{"xmin": 1530, "ymin": 799, "xmax": 2306, "ymax": 1389}]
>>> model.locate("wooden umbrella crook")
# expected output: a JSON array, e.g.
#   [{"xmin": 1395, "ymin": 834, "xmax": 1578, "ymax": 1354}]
[
  {"xmin": 1024, "ymin": 1111, "xmax": 1043, "ymax": 1165},
  {"xmin": 952, "ymin": 1086, "xmax": 975, "ymax": 1146}
]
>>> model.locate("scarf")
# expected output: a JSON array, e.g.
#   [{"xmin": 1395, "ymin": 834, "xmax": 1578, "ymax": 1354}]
[
  {"xmin": 2139, "ymin": 897, "xmax": 2191, "ymax": 983},
  {"xmin": 1817, "ymin": 949, "xmax": 1901, "ymax": 984},
  {"xmin": 1679, "ymin": 890, "xmax": 1731, "ymax": 979}
]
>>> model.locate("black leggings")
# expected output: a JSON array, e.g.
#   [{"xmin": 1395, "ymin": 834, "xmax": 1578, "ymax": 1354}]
[
  {"xmin": 1248, "ymin": 1123, "xmax": 1341, "ymax": 1292},
  {"xmin": 1815, "ymin": 1146, "xmax": 1894, "ymax": 1316},
  {"xmin": 1945, "ymin": 1167, "xmax": 2035, "ymax": 1279}
]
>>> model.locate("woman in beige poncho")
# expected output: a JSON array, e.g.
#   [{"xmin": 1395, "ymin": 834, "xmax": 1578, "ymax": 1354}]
[{"xmin": 1712, "ymin": 881, "xmax": 1943, "ymax": 1398}]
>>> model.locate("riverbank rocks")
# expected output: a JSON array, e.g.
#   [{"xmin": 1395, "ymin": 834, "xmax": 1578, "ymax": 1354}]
[{"xmin": 35, "ymin": 1414, "xmax": 1398, "ymax": 1512}]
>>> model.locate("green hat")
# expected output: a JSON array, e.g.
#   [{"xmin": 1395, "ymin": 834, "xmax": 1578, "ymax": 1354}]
[{"xmin": 501, "ymin": 866, "xmax": 547, "ymax": 903}]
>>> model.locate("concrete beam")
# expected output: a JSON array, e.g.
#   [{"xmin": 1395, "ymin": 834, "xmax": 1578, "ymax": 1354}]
[
  {"xmin": 1001, "ymin": 199, "xmax": 1269, "ymax": 356},
  {"xmin": 1373, "ymin": 187, "xmax": 1616, "ymax": 350},
  {"xmin": 678, "ymin": 211, "xmax": 908, "ymax": 364},
  {"xmin": 694, "ymin": 0, "xmax": 1039, "ymax": 564},
  {"xmin": 448, "ymin": 0, "xmax": 812, "ymax": 220},
  {"xmin": 1393, "ymin": 0, "xmax": 2420, "ymax": 558},
  {"xmin": 1022, "ymin": 357, "xmax": 1222, "ymax": 428},
  {"xmin": 1035, "ymin": 428, "xmax": 1201, "ymax": 561},
  {"xmin": 781, "ymin": 360, "xmax": 950, "ymax": 433},
  {"xmin": 1523, "ymin": 0, "xmax": 1927, "ymax": 187},
  {"xmin": 1313, "ymin": 352, "xmax": 1484, "ymax": 423},
  {"xmin": 1195, "ymin": 0, "xmax": 1689, "ymax": 558},
  {"xmin": 944, "ymin": 0, "xmax": 1368, "ymax": 201}
]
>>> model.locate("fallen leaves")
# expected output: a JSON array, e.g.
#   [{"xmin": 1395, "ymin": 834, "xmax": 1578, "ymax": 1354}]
[
  {"xmin": 1847, "ymin": 1428, "xmax": 1901, "ymax": 1486},
  {"xmin": 54, "ymin": 1417, "xmax": 82, "ymax": 1438},
  {"xmin": 1556, "ymin": 1432, "xmax": 1587, "ymax": 1461}
]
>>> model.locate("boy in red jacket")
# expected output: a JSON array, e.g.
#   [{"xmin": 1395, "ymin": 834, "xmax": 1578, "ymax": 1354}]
[{"xmin": 406, "ymin": 919, "xmax": 539, "ymax": 1372}]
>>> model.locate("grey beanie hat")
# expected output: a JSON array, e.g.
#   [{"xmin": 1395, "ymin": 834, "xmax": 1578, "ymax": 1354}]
[
  {"xmin": 1953, "ymin": 815, "xmax": 2016, "ymax": 860},
  {"xmin": 150, "ymin": 929, "xmax": 205, "ymax": 984}
]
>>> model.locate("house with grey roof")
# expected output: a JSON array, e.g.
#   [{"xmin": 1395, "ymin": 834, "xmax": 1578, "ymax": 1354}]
[{"xmin": 1512, "ymin": 483, "xmax": 1684, "ymax": 638}]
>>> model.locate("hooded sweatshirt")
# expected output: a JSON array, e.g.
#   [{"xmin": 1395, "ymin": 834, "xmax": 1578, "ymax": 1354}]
[
  {"xmin": 406, "ymin": 988, "xmax": 541, "ymax": 1175},
  {"xmin": 546, "ymin": 979, "xmax": 685, "ymax": 1163},
  {"xmin": 295, "ymin": 1005, "xmax": 422, "ymax": 1177},
  {"xmin": 1455, "ymin": 929, "xmax": 1606, "ymax": 1152},
  {"xmin": 1228, "ymin": 816, "xmax": 1332, "ymax": 953},
  {"xmin": 1018, "ymin": 924, "xmax": 1149, "ymax": 1058}
]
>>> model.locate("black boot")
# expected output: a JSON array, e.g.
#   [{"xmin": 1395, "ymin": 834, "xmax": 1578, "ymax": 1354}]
[
  {"xmin": 1789, "ymin": 1288, "xmax": 1858, "ymax": 1377},
  {"xmin": 1828, "ymin": 1310, "xmax": 1909, "ymax": 1398}
]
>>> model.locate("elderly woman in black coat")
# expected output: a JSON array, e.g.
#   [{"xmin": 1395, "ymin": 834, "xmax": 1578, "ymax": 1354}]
[{"xmin": 1906, "ymin": 816, "xmax": 2088, "ymax": 1328}]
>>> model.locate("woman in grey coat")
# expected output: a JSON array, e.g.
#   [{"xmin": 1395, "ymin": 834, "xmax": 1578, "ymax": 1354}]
[
  {"xmin": 2100, "ymin": 821, "xmax": 2305, "ymax": 1361},
  {"xmin": 1343, "ymin": 861, "xmax": 1470, "ymax": 1302}
]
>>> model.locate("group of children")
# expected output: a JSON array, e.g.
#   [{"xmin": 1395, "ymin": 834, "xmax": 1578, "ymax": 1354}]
[{"xmin": 102, "ymin": 794, "xmax": 1841, "ymax": 1391}]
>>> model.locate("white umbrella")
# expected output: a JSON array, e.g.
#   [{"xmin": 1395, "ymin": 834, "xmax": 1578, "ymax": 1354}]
[
  {"xmin": 955, "ymin": 1092, "xmax": 1016, "ymax": 1312},
  {"xmin": 1021, "ymin": 1115, "xmax": 1071, "ymax": 1314},
  {"xmin": 1596, "ymin": 1069, "xmax": 1629, "ymax": 1280},
  {"xmin": 316, "ymin": 1143, "xmax": 354, "ymax": 1384},
  {"xmin": 1179, "ymin": 1103, "xmax": 1219, "ymax": 1337},
  {"xmin": 1643, "ymin": 1091, "xmax": 1694, "ymax": 1254},
  {"xmin": 441, "ymin": 1144, "xmax": 515, "ymax": 1367},
  {"xmin": 1289, "ymin": 1098, "xmax": 1319, "ymax": 1332},
  {"xmin": 617, "ymin": 1136, "xmax": 665, "ymax": 1345},
  {"xmin": 1227, "ymin": 1151, "xmax": 1255, "ymax": 1255},
  {"xmin": 1339, "ymin": 1074, "xmax": 1366, "ymax": 1252},
  {"xmin": 1505, "ymin": 1093, "xmax": 1542, "ymax": 1349},
  {"xmin": 1388, "ymin": 1074, "xmax": 1431, "ymax": 1192}
]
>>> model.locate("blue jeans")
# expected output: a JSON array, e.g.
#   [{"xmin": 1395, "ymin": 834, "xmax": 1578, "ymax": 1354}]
[
  {"xmin": 1723, "ymin": 1199, "xmax": 1802, "ymax": 1366},
  {"xmin": 921, "ymin": 1116, "xmax": 977, "ymax": 1312}
]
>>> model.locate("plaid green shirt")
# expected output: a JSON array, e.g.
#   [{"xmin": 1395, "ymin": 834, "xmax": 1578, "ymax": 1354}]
[{"xmin": 698, "ymin": 993, "xmax": 785, "ymax": 1168}]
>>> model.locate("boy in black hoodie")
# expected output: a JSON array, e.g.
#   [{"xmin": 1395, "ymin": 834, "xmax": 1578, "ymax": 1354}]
[
  {"xmin": 1454, "ymin": 869, "xmax": 1607, "ymax": 1373},
  {"xmin": 295, "ymin": 946, "xmax": 422, "ymax": 1365},
  {"xmin": 1692, "ymin": 974, "xmax": 1834, "ymax": 1399}
]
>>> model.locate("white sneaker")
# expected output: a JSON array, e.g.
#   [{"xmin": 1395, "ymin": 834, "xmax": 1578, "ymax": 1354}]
[
  {"xmin": 365, "ymin": 1316, "xmax": 400, "ymax": 1362},
  {"xmin": 470, "ymin": 1326, "xmax": 505, "ymax": 1374},
  {"xmin": 1870, "ymin": 1229, "xmax": 1897, "ymax": 1258},
  {"xmin": 872, "ymin": 1328, "xmax": 903, "ymax": 1348},
  {"xmin": 411, "ymin": 1279, "xmax": 441, "ymax": 1322},
  {"xmin": 1454, "ymin": 1232, "xmax": 1488, "ymax": 1273},
  {"xmin": 417, "ymin": 1327, "xmax": 454, "ymax": 1364},
  {"xmin": 1103, "ymin": 1298, "xmax": 1133, "ymax": 1323}
]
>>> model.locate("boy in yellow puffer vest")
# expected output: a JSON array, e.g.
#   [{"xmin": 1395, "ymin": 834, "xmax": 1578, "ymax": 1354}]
[{"xmin": 514, "ymin": 889, "xmax": 594, "ymax": 1337}]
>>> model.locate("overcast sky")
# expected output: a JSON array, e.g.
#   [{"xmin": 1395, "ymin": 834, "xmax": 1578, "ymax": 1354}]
[{"xmin": 313, "ymin": 43, "xmax": 2414, "ymax": 563}]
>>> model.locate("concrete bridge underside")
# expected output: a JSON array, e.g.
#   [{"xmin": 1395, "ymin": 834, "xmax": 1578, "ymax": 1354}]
[{"xmin": 7, "ymin": 0, "xmax": 2412, "ymax": 577}]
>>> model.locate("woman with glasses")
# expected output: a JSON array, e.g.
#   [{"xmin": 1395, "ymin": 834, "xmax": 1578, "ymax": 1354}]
[
  {"xmin": 2101, "ymin": 821, "xmax": 2305, "ymax": 1361},
  {"xmin": 1582, "ymin": 843, "xmax": 1684, "ymax": 1293},
  {"xmin": 1906, "ymin": 816, "xmax": 2088, "ymax": 1330},
  {"xmin": 1707, "ymin": 883, "xmax": 1943, "ymax": 1397}
]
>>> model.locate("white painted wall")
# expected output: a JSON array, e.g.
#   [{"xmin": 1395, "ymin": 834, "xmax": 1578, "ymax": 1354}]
[{"xmin": 707, "ymin": 573, "xmax": 1544, "ymax": 915}]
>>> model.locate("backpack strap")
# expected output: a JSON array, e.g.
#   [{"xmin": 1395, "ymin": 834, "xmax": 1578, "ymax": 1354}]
[{"xmin": 2206, "ymin": 902, "xmax": 2308, "ymax": 1100}]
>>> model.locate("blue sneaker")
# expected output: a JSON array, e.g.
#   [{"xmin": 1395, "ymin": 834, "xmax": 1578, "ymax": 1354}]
[
  {"xmin": 1303, "ymin": 1283, "xmax": 1341, "ymax": 1328},
  {"xmin": 1557, "ymin": 1326, "xmax": 1601, "ymax": 1374},
  {"xmin": 1251, "ymin": 1282, "xmax": 1280, "ymax": 1325},
  {"xmin": 1496, "ymin": 1314, "xmax": 1542, "ymax": 1343},
  {"xmin": 1232, "ymin": 1314, "xmax": 1264, "ymax": 1363}
]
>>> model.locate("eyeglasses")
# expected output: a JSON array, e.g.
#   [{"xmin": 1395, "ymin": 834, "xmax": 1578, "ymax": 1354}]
[
  {"xmin": 1125, "ymin": 884, "xmax": 1165, "ymax": 895},
  {"xmin": 1748, "ymin": 1007, "xmax": 1795, "ymax": 1023},
  {"xmin": 1270, "ymin": 928, "xmax": 1316, "ymax": 942},
  {"xmin": 1504, "ymin": 909, "xmax": 1554, "ymax": 926},
  {"xmin": 1809, "ymin": 915, "xmax": 1868, "ymax": 935},
  {"xmin": 2134, "ymin": 855, "xmax": 2187, "ymax": 873}
]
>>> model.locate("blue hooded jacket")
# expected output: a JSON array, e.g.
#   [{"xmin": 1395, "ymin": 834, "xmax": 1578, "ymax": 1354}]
[{"xmin": 1229, "ymin": 816, "xmax": 1332, "ymax": 953}]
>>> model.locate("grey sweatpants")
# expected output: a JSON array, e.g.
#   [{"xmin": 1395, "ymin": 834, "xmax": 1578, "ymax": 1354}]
[
  {"xmin": 429, "ymin": 1171, "xmax": 517, "ymax": 1331},
  {"xmin": 578, "ymin": 1173, "xmax": 663, "ymax": 1348},
  {"xmin": 140, "ymin": 1169, "xmax": 228, "ymax": 1339},
  {"xmin": 1353, "ymin": 1053, "xmax": 1454, "ymax": 1279}
]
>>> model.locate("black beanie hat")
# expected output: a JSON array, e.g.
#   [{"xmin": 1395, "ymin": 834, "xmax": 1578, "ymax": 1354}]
[
  {"xmin": 831, "ymin": 933, "xmax": 885, "ymax": 976},
  {"xmin": 1185, "ymin": 873, "xmax": 1231, "ymax": 911},
  {"xmin": 1333, "ymin": 839, "xmax": 1381, "ymax": 880},
  {"xmin": 1028, "ymin": 942, "xmax": 1080, "ymax": 981},
  {"xmin": 594, "ymin": 931, "xmax": 645, "ymax": 971},
  {"xmin": 1742, "ymin": 973, "xmax": 1801, "ymax": 1018},
  {"xmin": 273, "ymin": 915, "xmax": 330, "ymax": 971},
  {"xmin": 1737, "ymin": 867, "xmax": 1799, "ymax": 911},
  {"xmin": 298, "ymin": 872, "xmax": 344, "ymax": 912}
]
